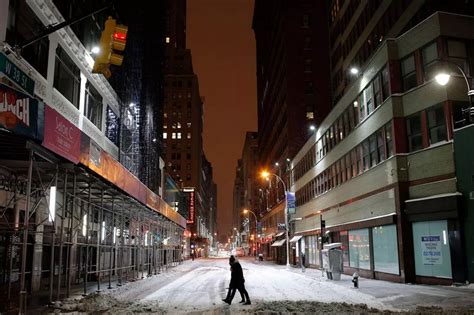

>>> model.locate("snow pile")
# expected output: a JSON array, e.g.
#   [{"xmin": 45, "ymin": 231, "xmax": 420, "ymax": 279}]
[{"xmin": 52, "ymin": 293, "xmax": 165, "ymax": 314}]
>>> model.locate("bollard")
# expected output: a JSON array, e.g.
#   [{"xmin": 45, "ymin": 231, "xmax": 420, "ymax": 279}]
[{"xmin": 352, "ymin": 272, "xmax": 359, "ymax": 288}]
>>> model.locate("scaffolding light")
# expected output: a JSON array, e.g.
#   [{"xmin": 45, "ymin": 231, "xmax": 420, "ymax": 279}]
[
  {"xmin": 48, "ymin": 186, "xmax": 56, "ymax": 222},
  {"xmin": 101, "ymin": 221, "xmax": 106, "ymax": 241},
  {"xmin": 82, "ymin": 214, "xmax": 87, "ymax": 237},
  {"xmin": 145, "ymin": 231, "xmax": 149, "ymax": 246},
  {"xmin": 113, "ymin": 227, "xmax": 117, "ymax": 244},
  {"xmin": 91, "ymin": 46, "xmax": 100, "ymax": 54}
]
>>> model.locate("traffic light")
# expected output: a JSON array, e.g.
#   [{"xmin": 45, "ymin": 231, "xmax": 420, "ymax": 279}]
[{"xmin": 92, "ymin": 16, "xmax": 128, "ymax": 78}]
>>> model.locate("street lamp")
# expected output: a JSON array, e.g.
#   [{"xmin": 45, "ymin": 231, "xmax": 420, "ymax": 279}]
[
  {"xmin": 243, "ymin": 209, "xmax": 259, "ymax": 260},
  {"xmin": 260, "ymin": 170, "xmax": 290, "ymax": 268},
  {"xmin": 435, "ymin": 60, "xmax": 474, "ymax": 124}
]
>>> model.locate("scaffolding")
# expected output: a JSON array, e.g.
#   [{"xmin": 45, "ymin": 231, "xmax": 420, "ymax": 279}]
[{"xmin": 0, "ymin": 134, "xmax": 184, "ymax": 314}]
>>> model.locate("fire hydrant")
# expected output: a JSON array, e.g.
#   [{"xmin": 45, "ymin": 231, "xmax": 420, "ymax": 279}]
[{"xmin": 352, "ymin": 272, "xmax": 359, "ymax": 288}]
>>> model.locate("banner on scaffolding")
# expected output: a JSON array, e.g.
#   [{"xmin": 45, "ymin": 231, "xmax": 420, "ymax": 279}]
[
  {"xmin": 42, "ymin": 105, "xmax": 81, "ymax": 164},
  {"xmin": 0, "ymin": 83, "xmax": 43, "ymax": 141}
]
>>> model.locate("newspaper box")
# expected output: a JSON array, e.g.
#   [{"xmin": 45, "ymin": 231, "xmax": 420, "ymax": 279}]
[{"xmin": 321, "ymin": 243, "xmax": 343, "ymax": 280}]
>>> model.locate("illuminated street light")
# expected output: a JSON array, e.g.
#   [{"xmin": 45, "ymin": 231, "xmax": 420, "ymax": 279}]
[
  {"xmin": 259, "ymin": 170, "xmax": 290, "ymax": 268},
  {"xmin": 91, "ymin": 46, "xmax": 100, "ymax": 54},
  {"xmin": 243, "ymin": 209, "xmax": 259, "ymax": 260},
  {"xmin": 350, "ymin": 67, "xmax": 359, "ymax": 75},
  {"xmin": 434, "ymin": 60, "xmax": 474, "ymax": 124},
  {"xmin": 309, "ymin": 125, "xmax": 316, "ymax": 131}
]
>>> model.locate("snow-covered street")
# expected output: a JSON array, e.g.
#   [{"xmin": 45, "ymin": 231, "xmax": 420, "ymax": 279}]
[{"xmin": 53, "ymin": 257, "xmax": 474, "ymax": 314}]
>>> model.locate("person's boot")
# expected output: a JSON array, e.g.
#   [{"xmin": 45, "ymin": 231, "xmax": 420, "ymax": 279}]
[
  {"xmin": 239, "ymin": 299, "xmax": 245, "ymax": 303},
  {"xmin": 243, "ymin": 300, "xmax": 251, "ymax": 305}
]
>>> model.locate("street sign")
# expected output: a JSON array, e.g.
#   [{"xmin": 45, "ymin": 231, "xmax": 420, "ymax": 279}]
[
  {"xmin": 277, "ymin": 223, "xmax": 286, "ymax": 231},
  {"xmin": 0, "ymin": 52, "xmax": 35, "ymax": 95}
]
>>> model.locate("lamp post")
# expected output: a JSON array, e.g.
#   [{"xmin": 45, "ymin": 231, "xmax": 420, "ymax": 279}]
[
  {"xmin": 435, "ymin": 60, "xmax": 474, "ymax": 125},
  {"xmin": 261, "ymin": 170, "xmax": 290, "ymax": 268},
  {"xmin": 244, "ymin": 209, "xmax": 258, "ymax": 260}
]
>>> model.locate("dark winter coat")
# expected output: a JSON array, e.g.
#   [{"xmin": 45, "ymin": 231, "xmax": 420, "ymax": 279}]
[{"xmin": 229, "ymin": 261, "xmax": 245, "ymax": 288}]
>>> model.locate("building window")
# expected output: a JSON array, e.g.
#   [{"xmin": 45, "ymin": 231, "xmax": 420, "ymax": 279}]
[
  {"xmin": 373, "ymin": 225, "xmax": 399, "ymax": 274},
  {"xmin": 381, "ymin": 65, "xmax": 390, "ymax": 100},
  {"xmin": 362, "ymin": 140, "xmax": 370, "ymax": 171},
  {"xmin": 427, "ymin": 104, "xmax": 447, "ymax": 145},
  {"xmin": 406, "ymin": 114, "xmax": 423, "ymax": 152},
  {"xmin": 422, "ymin": 42, "xmax": 438, "ymax": 81},
  {"xmin": 165, "ymin": 36, "xmax": 170, "ymax": 43},
  {"xmin": 187, "ymin": 132, "xmax": 191, "ymax": 139},
  {"xmin": 385, "ymin": 122, "xmax": 393, "ymax": 157},
  {"xmin": 163, "ymin": 132, "xmax": 167, "ymax": 139},
  {"xmin": 302, "ymin": 14, "xmax": 310, "ymax": 28},
  {"xmin": 349, "ymin": 229, "xmax": 371, "ymax": 270},
  {"xmin": 6, "ymin": 0, "xmax": 49, "ymax": 78},
  {"xmin": 84, "ymin": 81, "xmax": 103, "ymax": 129},
  {"xmin": 306, "ymin": 111, "xmax": 314, "ymax": 119},
  {"xmin": 172, "ymin": 132, "xmax": 176, "ymax": 139},
  {"xmin": 401, "ymin": 54, "xmax": 417, "ymax": 91},
  {"xmin": 373, "ymin": 75, "xmax": 382, "ymax": 106},
  {"xmin": 364, "ymin": 84, "xmax": 374, "ymax": 115},
  {"xmin": 447, "ymin": 40, "xmax": 468, "ymax": 73},
  {"xmin": 304, "ymin": 59, "xmax": 312, "ymax": 73},
  {"xmin": 304, "ymin": 36, "xmax": 312, "ymax": 50},
  {"xmin": 177, "ymin": 132, "xmax": 182, "ymax": 139},
  {"xmin": 369, "ymin": 134, "xmax": 378, "ymax": 167},
  {"xmin": 54, "ymin": 46, "xmax": 81, "ymax": 107}
]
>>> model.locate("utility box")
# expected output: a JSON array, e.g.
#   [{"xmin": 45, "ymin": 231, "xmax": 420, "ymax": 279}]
[{"xmin": 322, "ymin": 242, "xmax": 343, "ymax": 280}]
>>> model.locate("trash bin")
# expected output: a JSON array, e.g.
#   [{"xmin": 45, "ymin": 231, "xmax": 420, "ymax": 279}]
[{"xmin": 321, "ymin": 243, "xmax": 343, "ymax": 280}]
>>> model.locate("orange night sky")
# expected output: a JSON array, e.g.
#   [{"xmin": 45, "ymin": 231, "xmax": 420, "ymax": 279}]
[{"xmin": 187, "ymin": 0, "xmax": 257, "ymax": 239}]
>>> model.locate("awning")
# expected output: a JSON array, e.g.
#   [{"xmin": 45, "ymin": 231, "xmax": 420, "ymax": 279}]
[
  {"xmin": 271, "ymin": 239, "xmax": 286, "ymax": 247},
  {"xmin": 275, "ymin": 231, "xmax": 285, "ymax": 237},
  {"xmin": 289, "ymin": 235, "xmax": 303, "ymax": 243}
]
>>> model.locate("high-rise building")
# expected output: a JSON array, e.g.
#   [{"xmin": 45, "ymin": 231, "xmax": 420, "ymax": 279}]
[
  {"xmin": 328, "ymin": 0, "xmax": 474, "ymax": 103},
  {"xmin": 289, "ymin": 3, "xmax": 474, "ymax": 284},
  {"xmin": 253, "ymin": 0, "xmax": 332, "ymax": 168},
  {"xmin": 233, "ymin": 159, "xmax": 245, "ymax": 231},
  {"xmin": 252, "ymin": 0, "xmax": 332, "ymax": 262},
  {"xmin": 162, "ymin": 0, "xmax": 216, "ymax": 251}
]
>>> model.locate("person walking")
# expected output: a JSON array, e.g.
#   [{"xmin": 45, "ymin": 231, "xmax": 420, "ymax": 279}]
[
  {"xmin": 223, "ymin": 256, "xmax": 245, "ymax": 304},
  {"xmin": 223, "ymin": 256, "xmax": 251, "ymax": 305}
]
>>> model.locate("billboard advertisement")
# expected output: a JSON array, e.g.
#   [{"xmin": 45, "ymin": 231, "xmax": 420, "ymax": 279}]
[
  {"xmin": 42, "ymin": 105, "xmax": 81, "ymax": 164},
  {"xmin": 0, "ymin": 83, "xmax": 43, "ymax": 140}
]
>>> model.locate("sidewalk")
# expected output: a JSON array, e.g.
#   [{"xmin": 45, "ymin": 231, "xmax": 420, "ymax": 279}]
[{"xmin": 258, "ymin": 259, "xmax": 474, "ymax": 311}]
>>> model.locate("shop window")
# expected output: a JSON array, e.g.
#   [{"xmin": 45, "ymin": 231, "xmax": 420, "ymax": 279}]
[
  {"xmin": 84, "ymin": 81, "xmax": 103, "ymax": 129},
  {"xmin": 373, "ymin": 225, "xmax": 399, "ymax": 274},
  {"xmin": 54, "ymin": 46, "xmax": 81, "ymax": 108},
  {"xmin": 340, "ymin": 231, "xmax": 350, "ymax": 267},
  {"xmin": 406, "ymin": 113, "xmax": 423, "ymax": 152},
  {"xmin": 412, "ymin": 220, "xmax": 452, "ymax": 279},
  {"xmin": 422, "ymin": 41, "xmax": 438, "ymax": 81},
  {"xmin": 427, "ymin": 104, "xmax": 447, "ymax": 145},
  {"xmin": 401, "ymin": 54, "xmax": 417, "ymax": 91},
  {"xmin": 349, "ymin": 229, "xmax": 371, "ymax": 270}
]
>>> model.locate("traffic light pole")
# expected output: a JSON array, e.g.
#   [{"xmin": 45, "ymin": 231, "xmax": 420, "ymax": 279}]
[{"xmin": 14, "ymin": 6, "xmax": 110, "ymax": 52}]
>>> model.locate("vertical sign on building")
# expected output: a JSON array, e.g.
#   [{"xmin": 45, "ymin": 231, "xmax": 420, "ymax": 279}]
[
  {"xmin": 187, "ymin": 191, "xmax": 195, "ymax": 224},
  {"xmin": 287, "ymin": 191, "xmax": 296, "ymax": 214}
]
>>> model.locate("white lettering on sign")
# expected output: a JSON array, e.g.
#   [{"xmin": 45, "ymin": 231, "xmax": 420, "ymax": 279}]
[
  {"xmin": 55, "ymin": 116, "xmax": 74, "ymax": 140},
  {"xmin": 0, "ymin": 89, "xmax": 30, "ymax": 126}
]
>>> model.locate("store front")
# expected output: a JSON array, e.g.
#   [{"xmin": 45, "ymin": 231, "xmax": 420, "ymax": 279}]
[{"xmin": 405, "ymin": 193, "xmax": 465, "ymax": 284}]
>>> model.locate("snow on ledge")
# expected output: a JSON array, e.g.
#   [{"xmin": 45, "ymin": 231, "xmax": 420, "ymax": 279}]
[{"xmin": 405, "ymin": 192, "xmax": 462, "ymax": 203}]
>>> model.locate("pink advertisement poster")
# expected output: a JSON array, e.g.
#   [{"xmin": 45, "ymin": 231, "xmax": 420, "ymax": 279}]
[{"xmin": 43, "ymin": 105, "xmax": 80, "ymax": 164}]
